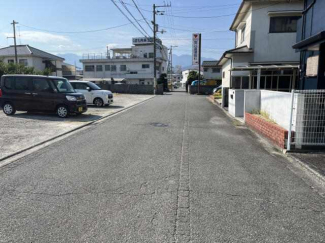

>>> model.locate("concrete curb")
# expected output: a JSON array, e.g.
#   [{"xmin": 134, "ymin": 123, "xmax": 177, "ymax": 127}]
[
  {"xmin": 286, "ymin": 153, "xmax": 325, "ymax": 184},
  {"xmin": 0, "ymin": 96, "xmax": 155, "ymax": 163}
]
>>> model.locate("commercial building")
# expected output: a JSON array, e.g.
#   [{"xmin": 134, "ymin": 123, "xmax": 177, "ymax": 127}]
[
  {"xmin": 0, "ymin": 45, "xmax": 64, "ymax": 76},
  {"xmin": 293, "ymin": 0, "xmax": 325, "ymax": 89},
  {"xmin": 80, "ymin": 37, "xmax": 168, "ymax": 85}
]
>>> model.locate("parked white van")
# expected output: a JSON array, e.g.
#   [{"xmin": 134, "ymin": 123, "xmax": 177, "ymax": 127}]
[{"xmin": 70, "ymin": 81, "xmax": 113, "ymax": 107}]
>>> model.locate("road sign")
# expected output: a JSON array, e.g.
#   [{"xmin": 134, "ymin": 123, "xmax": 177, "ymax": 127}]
[{"xmin": 192, "ymin": 33, "xmax": 200, "ymax": 65}]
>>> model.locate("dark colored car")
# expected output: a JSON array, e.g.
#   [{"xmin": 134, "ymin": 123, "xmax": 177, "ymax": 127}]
[{"xmin": 0, "ymin": 75, "xmax": 87, "ymax": 118}]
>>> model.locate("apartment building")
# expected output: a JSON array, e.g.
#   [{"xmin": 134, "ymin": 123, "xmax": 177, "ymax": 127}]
[{"xmin": 80, "ymin": 37, "xmax": 168, "ymax": 85}]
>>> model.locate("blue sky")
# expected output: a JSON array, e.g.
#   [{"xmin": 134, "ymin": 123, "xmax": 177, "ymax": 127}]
[{"xmin": 0, "ymin": 0, "xmax": 241, "ymax": 62}]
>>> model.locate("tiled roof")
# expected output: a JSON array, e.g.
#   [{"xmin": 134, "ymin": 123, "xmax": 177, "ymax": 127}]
[
  {"xmin": 0, "ymin": 45, "xmax": 64, "ymax": 61},
  {"xmin": 202, "ymin": 61, "xmax": 219, "ymax": 66}
]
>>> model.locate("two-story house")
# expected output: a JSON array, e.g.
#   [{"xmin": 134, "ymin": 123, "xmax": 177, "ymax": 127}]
[
  {"xmin": 293, "ymin": 0, "xmax": 325, "ymax": 90},
  {"xmin": 80, "ymin": 37, "xmax": 168, "ymax": 85},
  {"xmin": 202, "ymin": 61, "xmax": 222, "ymax": 86},
  {"xmin": 0, "ymin": 45, "xmax": 64, "ymax": 76},
  {"xmin": 219, "ymin": 0, "xmax": 303, "ymax": 92}
]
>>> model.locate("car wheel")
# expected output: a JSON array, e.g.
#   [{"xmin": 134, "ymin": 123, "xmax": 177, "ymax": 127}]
[
  {"xmin": 94, "ymin": 98, "xmax": 104, "ymax": 107},
  {"xmin": 3, "ymin": 102, "xmax": 16, "ymax": 116},
  {"xmin": 56, "ymin": 105, "xmax": 69, "ymax": 118}
]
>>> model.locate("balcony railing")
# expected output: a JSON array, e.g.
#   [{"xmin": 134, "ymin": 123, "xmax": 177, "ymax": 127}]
[{"xmin": 81, "ymin": 53, "xmax": 162, "ymax": 60}]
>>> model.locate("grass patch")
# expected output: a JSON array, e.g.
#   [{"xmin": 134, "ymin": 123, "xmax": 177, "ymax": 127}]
[{"xmin": 250, "ymin": 110, "xmax": 277, "ymax": 124}]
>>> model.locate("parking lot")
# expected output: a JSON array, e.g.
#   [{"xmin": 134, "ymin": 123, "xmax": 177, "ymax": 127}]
[{"xmin": 0, "ymin": 94, "xmax": 154, "ymax": 160}]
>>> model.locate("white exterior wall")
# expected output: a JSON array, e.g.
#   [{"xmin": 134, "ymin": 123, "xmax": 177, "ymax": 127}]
[
  {"xmin": 236, "ymin": 6, "xmax": 253, "ymax": 48},
  {"xmin": 221, "ymin": 59, "xmax": 232, "ymax": 88},
  {"xmin": 203, "ymin": 68, "xmax": 222, "ymax": 80},
  {"xmin": 260, "ymin": 90, "xmax": 293, "ymax": 130},
  {"xmin": 250, "ymin": 2, "xmax": 303, "ymax": 63},
  {"xmin": 82, "ymin": 43, "xmax": 167, "ymax": 84},
  {"xmin": 1, "ymin": 56, "xmax": 63, "ymax": 76}
]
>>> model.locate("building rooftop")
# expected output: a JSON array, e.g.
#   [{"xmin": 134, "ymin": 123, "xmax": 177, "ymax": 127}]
[
  {"xmin": 0, "ymin": 45, "xmax": 64, "ymax": 61},
  {"xmin": 230, "ymin": 0, "xmax": 303, "ymax": 30},
  {"xmin": 202, "ymin": 61, "xmax": 219, "ymax": 67}
]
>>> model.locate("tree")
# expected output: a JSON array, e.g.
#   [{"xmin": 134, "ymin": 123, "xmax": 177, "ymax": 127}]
[
  {"xmin": 0, "ymin": 62, "xmax": 53, "ymax": 78},
  {"xmin": 187, "ymin": 70, "xmax": 203, "ymax": 85}
]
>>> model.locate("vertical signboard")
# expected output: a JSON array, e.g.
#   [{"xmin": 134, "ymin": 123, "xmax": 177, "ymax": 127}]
[{"xmin": 192, "ymin": 33, "xmax": 200, "ymax": 65}]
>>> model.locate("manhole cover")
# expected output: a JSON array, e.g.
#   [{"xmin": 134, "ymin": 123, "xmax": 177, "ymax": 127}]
[{"xmin": 150, "ymin": 122, "xmax": 169, "ymax": 127}]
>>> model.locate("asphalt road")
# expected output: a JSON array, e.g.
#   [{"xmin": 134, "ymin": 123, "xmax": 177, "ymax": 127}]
[{"xmin": 0, "ymin": 92, "xmax": 324, "ymax": 242}]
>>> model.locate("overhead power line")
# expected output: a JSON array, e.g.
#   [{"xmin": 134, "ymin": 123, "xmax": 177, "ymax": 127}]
[
  {"xmin": 110, "ymin": 0, "xmax": 147, "ymax": 37},
  {"xmin": 131, "ymin": 0, "xmax": 153, "ymax": 31},
  {"xmin": 163, "ymin": 3, "xmax": 281, "ymax": 19},
  {"xmin": 119, "ymin": 0, "xmax": 150, "ymax": 36},
  {"xmin": 19, "ymin": 22, "xmax": 138, "ymax": 34}
]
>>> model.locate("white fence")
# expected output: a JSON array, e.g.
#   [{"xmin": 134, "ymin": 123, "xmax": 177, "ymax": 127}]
[{"xmin": 288, "ymin": 90, "xmax": 325, "ymax": 150}]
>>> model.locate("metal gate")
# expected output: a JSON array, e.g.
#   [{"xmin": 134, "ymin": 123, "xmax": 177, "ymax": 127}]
[{"xmin": 288, "ymin": 90, "xmax": 325, "ymax": 150}]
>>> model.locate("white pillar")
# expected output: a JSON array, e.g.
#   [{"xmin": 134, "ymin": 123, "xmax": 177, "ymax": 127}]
[{"xmin": 257, "ymin": 68, "xmax": 261, "ymax": 90}]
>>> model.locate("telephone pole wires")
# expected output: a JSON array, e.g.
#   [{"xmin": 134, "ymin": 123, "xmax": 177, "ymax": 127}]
[{"xmin": 152, "ymin": 3, "xmax": 170, "ymax": 94}]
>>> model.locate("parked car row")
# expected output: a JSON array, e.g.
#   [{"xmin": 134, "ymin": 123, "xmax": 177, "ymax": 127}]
[{"xmin": 0, "ymin": 75, "xmax": 113, "ymax": 118}]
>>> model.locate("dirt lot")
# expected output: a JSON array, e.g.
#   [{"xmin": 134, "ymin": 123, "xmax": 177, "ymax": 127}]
[{"xmin": 0, "ymin": 94, "xmax": 154, "ymax": 160}]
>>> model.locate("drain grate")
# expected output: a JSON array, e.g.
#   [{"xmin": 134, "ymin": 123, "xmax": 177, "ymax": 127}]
[{"xmin": 150, "ymin": 122, "xmax": 169, "ymax": 127}]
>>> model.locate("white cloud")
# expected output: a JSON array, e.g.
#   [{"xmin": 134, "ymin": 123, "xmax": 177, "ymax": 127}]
[{"xmin": 3, "ymin": 31, "xmax": 71, "ymax": 44}]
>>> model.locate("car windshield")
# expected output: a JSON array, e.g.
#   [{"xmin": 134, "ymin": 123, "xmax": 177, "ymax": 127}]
[
  {"xmin": 87, "ymin": 82, "xmax": 101, "ymax": 90},
  {"xmin": 51, "ymin": 79, "xmax": 75, "ymax": 93}
]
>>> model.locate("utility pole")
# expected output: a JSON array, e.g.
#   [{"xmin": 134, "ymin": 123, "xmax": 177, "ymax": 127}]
[
  {"xmin": 153, "ymin": 4, "xmax": 157, "ymax": 95},
  {"xmin": 169, "ymin": 45, "xmax": 177, "ymax": 91},
  {"xmin": 11, "ymin": 20, "xmax": 19, "ymax": 64},
  {"xmin": 152, "ymin": 3, "xmax": 170, "ymax": 95}
]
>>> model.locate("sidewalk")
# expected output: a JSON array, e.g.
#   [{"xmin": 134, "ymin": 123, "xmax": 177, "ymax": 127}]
[{"xmin": 289, "ymin": 153, "xmax": 325, "ymax": 178}]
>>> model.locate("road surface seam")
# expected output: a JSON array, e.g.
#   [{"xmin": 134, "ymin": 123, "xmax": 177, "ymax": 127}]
[{"xmin": 174, "ymin": 98, "xmax": 191, "ymax": 243}]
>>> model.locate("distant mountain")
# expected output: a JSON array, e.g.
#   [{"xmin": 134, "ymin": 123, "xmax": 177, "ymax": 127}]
[
  {"xmin": 57, "ymin": 53, "xmax": 83, "ymax": 68},
  {"xmin": 172, "ymin": 54, "xmax": 216, "ymax": 70}
]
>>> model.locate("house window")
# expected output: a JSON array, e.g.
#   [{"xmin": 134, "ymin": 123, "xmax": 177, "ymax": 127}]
[
  {"xmin": 96, "ymin": 65, "xmax": 103, "ymax": 72},
  {"xmin": 204, "ymin": 68, "xmax": 209, "ymax": 72},
  {"xmin": 223, "ymin": 72, "xmax": 225, "ymax": 78},
  {"xmin": 212, "ymin": 68, "xmax": 220, "ymax": 73},
  {"xmin": 19, "ymin": 59, "xmax": 28, "ymax": 66},
  {"xmin": 241, "ymin": 25, "xmax": 246, "ymax": 43},
  {"xmin": 111, "ymin": 65, "xmax": 117, "ymax": 71},
  {"xmin": 105, "ymin": 65, "xmax": 111, "ymax": 71},
  {"xmin": 144, "ymin": 53, "xmax": 148, "ymax": 58},
  {"xmin": 85, "ymin": 65, "xmax": 95, "ymax": 72},
  {"xmin": 120, "ymin": 65, "xmax": 127, "ymax": 71},
  {"xmin": 7, "ymin": 59, "xmax": 14, "ymax": 64},
  {"xmin": 142, "ymin": 64, "xmax": 150, "ymax": 69},
  {"xmin": 269, "ymin": 16, "xmax": 300, "ymax": 33},
  {"xmin": 149, "ymin": 53, "xmax": 154, "ymax": 58}
]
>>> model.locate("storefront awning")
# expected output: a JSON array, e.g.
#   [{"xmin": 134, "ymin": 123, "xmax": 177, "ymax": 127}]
[{"xmin": 231, "ymin": 64, "xmax": 299, "ymax": 71}]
